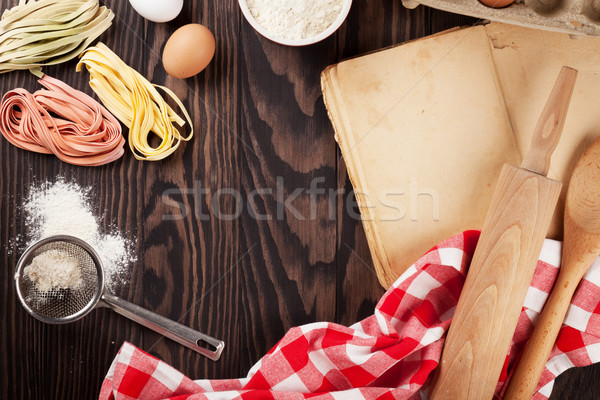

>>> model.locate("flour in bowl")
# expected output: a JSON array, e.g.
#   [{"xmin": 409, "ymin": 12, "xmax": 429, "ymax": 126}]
[{"xmin": 247, "ymin": 0, "xmax": 345, "ymax": 40}]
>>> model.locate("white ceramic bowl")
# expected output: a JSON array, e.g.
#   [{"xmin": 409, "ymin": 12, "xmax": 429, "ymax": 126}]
[{"xmin": 238, "ymin": 0, "xmax": 353, "ymax": 46}]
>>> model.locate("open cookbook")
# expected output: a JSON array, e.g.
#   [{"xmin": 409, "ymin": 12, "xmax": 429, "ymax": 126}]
[{"xmin": 322, "ymin": 23, "xmax": 600, "ymax": 288}]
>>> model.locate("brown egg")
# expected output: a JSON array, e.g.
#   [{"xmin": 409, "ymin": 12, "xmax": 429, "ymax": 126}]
[
  {"xmin": 162, "ymin": 24, "xmax": 215, "ymax": 79},
  {"xmin": 479, "ymin": 0, "xmax": 514, "ymax": 7}
]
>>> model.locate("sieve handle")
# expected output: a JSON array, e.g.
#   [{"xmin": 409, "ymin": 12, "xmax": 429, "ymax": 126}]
[{"xmin": 101, "ymin": 293, "xmax": 224, "ymax": 361}]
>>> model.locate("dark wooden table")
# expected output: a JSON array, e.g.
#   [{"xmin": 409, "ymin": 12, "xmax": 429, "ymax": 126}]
[{"xmin": 0, "ymin": 1, "xmax": 598, "ymax": 398}]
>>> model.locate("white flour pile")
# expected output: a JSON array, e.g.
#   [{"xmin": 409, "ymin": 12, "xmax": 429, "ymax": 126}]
[
  {"xmin": 24, "ymin": 180, "xmax": 135, "ymax": 292},
  {"xmin": 247, "ymin": 0, "xmax": 345, "ymax": 40},
  {"xmin": 25, "ymin": 250, "xmax": 82, "ymax": 292}
]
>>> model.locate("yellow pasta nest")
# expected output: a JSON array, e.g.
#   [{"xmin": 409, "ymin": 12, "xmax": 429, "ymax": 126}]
[{"xmin": 77, "ymin": 43, "xmax": 193, "ymax": 161}]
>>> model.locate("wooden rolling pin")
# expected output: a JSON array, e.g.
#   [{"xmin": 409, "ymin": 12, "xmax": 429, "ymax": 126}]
[
  {"xmin": 429, "ymin": 66, "xmax": 578, "ymax": 400},
  {"xmin": 504, "ymin": 136, "xmax": 600, "ymax": 400}
]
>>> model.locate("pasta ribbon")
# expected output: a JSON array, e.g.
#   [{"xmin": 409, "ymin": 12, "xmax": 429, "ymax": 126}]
[
  {"xmin": 0, "ymin": 74, "xmax": 125, "ymax": 166},
  {"xmin": 0, "ymin": 0, "xmax": 113, "ymax": 74},
  {"xmin": 77, "ymin": 43, "xmax": 193, "ymax": 161}
]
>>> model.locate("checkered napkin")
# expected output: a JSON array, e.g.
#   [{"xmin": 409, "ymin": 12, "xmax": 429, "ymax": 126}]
[{"xmin": 99, "ymin": 230, "xmax": 600, "ymax": 400}]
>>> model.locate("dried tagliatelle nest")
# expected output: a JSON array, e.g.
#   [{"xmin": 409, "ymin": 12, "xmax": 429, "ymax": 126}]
[
  {"xmin": 0, "ymin": 74, "xmax": 125, "ymax": 166},
  {"xmin": 77, "ymin": 43, "xmax": 194, "ymax": 161},
  {"xmin": 0, "ymin": 0, "xmax": 114, "ymax": 74}
]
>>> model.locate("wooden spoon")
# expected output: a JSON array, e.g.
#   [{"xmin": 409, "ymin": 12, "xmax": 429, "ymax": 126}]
[{"xmin": 504, "ymin": 136, "xmax": 600, "ymax": 400}]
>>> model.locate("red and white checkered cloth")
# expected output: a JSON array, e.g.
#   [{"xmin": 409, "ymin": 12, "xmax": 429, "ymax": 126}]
[{"xmin": 99, "ymin": 230, "xmax": 600, "ymax": 400}]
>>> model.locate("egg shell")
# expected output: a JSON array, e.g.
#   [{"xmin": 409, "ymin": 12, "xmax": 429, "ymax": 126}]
[
  {"xmin": 479, "ymin": 0, "xmax": 514, "ymax": 7},
  {"xmin": 128, "ymin": 0, "xmax": 183, "ymax": 23},
  {"xmin": 162, "ymin": 24, "xmax": 216, "ymax": 79}
]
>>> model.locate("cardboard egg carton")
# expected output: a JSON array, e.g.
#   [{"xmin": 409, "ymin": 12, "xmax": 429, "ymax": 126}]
[{"xmin": 402, "ymin": 0, "xmax": 600, "ymax": 36}]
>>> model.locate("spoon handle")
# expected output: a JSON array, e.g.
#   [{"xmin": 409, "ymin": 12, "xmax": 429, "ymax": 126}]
[{"xmin": 503, "ymin": 264, "xmax": 582, "ymax": 400}]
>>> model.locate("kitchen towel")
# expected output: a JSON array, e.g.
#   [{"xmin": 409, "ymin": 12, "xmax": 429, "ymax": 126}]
[{"xmin": 99, "ymin": 230, "xmax": 600, "ymax": 400}]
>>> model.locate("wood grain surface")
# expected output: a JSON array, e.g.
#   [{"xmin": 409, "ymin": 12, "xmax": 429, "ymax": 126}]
[{"xmin": 0, "ymin": 1, "xmax": 597, "ymax": 399}]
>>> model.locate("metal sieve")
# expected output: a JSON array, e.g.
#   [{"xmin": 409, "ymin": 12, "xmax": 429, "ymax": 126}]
[{"xmin": 14, "ymin": 235, "xmax": 224, "ymax": 361}]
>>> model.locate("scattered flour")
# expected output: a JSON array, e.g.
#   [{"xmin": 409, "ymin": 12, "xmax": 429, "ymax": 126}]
[
  {"xmin": 24, "ymin": 249, "xmax": 82, "ymax": 292},
  {"xmin": 24, "ymin": 180, "xmax": 135, "ymax": 292},
  {"xmin": 247, "ymin": 0, "xmax": 345, "ymax": 40}
]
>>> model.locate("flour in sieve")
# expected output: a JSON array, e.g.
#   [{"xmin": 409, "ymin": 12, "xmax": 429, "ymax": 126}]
[
  {"xmin": 25, "ymin": 249, "xmax": 82, "ymax": 292},
  {"xmin": 247, "ymin": 0, "xmax": 345, "ymax": 40},
  {"xmin": 24, "ymin": 180, "xmax": 135, "ymax": 292}
]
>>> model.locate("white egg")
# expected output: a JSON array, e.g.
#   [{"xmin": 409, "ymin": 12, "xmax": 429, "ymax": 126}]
[{"xmin": 128, "ymin": 0, "xmax": 183, "ymax": 23}]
